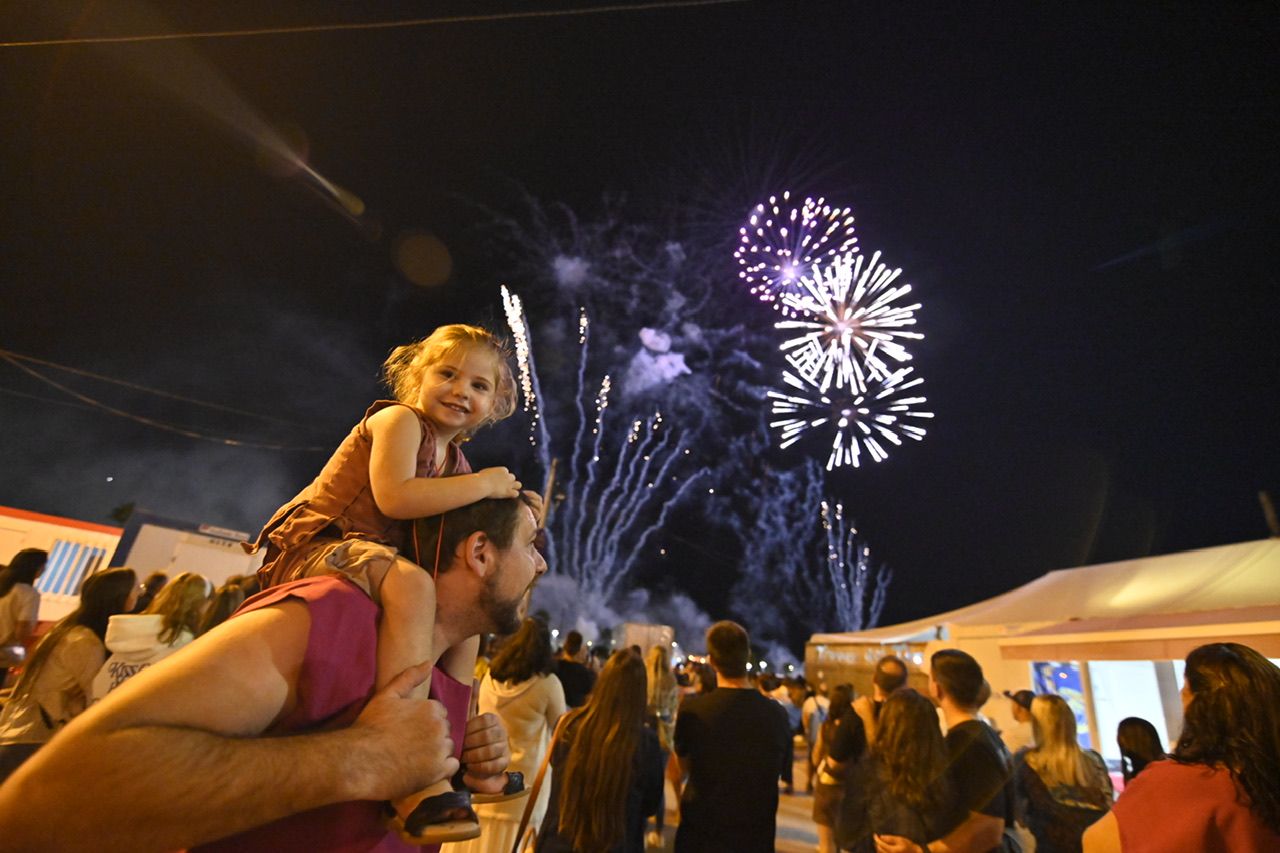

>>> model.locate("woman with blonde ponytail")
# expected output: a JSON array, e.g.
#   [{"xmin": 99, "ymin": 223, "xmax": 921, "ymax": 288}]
[{"xmin": 1015, "ymin": 693, "xmax": 1112, "ymax": 853}]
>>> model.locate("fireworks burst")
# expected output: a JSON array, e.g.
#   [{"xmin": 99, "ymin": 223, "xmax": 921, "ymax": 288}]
[
  {"xmin": 500, "ymin": 285, "xmax": 542, "ymax": 446},
  {"xmin": 768, "ymin": 365, "xmax": 933, "ymax": 470},
  {"xmin": 775, "ymin": 251, "xmax": 923, "ymax": 393},
  {"xmin": 734, "ymin": 191, "xmax": 857, "ymax": 314}
]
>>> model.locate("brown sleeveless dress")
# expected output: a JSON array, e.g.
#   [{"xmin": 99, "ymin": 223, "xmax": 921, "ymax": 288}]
[{"xmin": 249, "ymin": 401, "xmax": 472, "ymax": 598}]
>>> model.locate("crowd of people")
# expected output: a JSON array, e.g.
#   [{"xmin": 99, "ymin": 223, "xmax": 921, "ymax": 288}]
[
  {"xmin": 4, "ymin": 544, "xmax": 1280, "ymax": 853},
  {"xmin": 794, "ymin": 645, "xmax": 1280, "ymax": 853},
  {"xmin": 0, "ymin": 550, "xmax": 256, "ymax": 783},
  {"xmin": 1, "ymin": 321, "xmax": 1278, "ymax": 853}
]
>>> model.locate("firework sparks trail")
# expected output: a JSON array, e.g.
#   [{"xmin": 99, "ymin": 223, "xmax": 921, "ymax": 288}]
[
  {"xmin": 820, "ymin": 500, "xmax": 890, "ymax": 631},
  {"xmin": 775, "ymin": 251, "xmax": 923, "ymax": 393},
  {"xmin": 545, "ymin": 309, "xmax": 708, "ymax": 603},
  {"xmin": 501, "ymin": 284, "xmax": 558, "ymax": 567},
  {"xmin": 768, "ymin": 365, "xmax": 933, "ymax": 470},
  {"xmin": 500, "ymin": 285, "xmax": 547, "ymax": 449},
  {"xmin": 734, "ymin": 191, "xmax": 857, "ymax": 315}
]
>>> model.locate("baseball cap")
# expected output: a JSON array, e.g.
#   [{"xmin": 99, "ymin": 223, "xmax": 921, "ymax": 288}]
[{"xmin": 1003, "ymin": 689, "xmax": 1034, "ymax": 710}]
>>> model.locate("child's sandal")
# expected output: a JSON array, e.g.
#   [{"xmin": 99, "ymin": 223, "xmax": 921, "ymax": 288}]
[{"xmin": 389, "ymin": 790, "xmax": 481, "ymax": 844}]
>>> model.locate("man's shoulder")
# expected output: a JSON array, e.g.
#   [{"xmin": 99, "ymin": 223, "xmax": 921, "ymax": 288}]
[
  {"xmin": 946, "ymin": 719, "xmax": 1010, "ymax": 774},
  {"xmin": 686, "ymin": 687, "xmax": 779, "ymax": 716},
  {"xmin": 554, "ymin": 658, "xmax": 591, "ymax": 679},
  {"xmin": 241, "ymin": 575, "xmax": 373, "ymax": 616},
  {"xmin": 946, "ymin": 718, "xmax": 999, "ymax": 748}
]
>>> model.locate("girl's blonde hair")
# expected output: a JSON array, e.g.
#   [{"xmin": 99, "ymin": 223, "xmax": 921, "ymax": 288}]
[
  {"xmin": 1027, "ymin": 693, "xmax": 1109, "ymax": 789},
  {"xmin": 144, "ymin": 572, "xmax": 211, "ymax": 645},
  {"xmin": 381, "ymin": 324, "xmax": 518, "ymax": 438}
]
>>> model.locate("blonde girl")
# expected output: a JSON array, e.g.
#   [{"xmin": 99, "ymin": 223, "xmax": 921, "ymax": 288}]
[{"xmin": 249, "ymin": 324, "xmax": 524, "ymax": 842}]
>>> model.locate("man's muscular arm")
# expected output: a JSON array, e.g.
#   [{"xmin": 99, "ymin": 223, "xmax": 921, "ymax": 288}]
[{"xmin": 0, "ymin": 602, "xmax": 458, "ymax": 853}]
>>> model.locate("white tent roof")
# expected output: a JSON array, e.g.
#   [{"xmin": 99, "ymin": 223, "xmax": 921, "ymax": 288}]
[{"xmin": 810, "ymin": 538, "xmax": 1280, "ymax": 648}]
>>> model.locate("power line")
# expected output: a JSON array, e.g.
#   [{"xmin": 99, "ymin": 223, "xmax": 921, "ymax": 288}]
[
  {"xmin": 0, "ymin": 0, "xmax": 748, "ymax": 48},
  {"xmin": 0, "ymin": 348, "xmax": 314, "ymax": 429},
  {"xmin": 0, "ymin": 351, "xmax": 328, "ymax": 452},
  {"xmin": 0, "ymin": 385, "xmax": 99, "ymax": 413}
]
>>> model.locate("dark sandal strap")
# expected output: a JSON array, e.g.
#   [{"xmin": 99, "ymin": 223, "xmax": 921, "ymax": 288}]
[{"xmin": 403, "ymin": 790, "xmax": 477, "ymax": 837}]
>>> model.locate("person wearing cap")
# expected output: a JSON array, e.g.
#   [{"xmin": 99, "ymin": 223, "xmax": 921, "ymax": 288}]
[{"xmin": 1002, "ymin": 689, "xmax": 1035, "ymax": 754}]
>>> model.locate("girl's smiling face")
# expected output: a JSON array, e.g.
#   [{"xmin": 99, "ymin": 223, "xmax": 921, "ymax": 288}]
[{"xmin": 417, "ymin": 345, "xmax": 501, "ymax": 437}]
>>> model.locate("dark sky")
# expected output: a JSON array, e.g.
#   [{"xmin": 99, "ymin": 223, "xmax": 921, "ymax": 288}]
[{"xmin": 2, "ymin": 1, "xmax": 1277, "ymax": 631}]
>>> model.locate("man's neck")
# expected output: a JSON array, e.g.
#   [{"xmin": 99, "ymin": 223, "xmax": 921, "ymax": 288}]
[
  {"xmin": 940, "ymin": 699, "xmax": 978, "ymax": 730},
  {"xmin": 714, "ymin": 671, "xmax": 752, "ymax": 689},
  {"xmin": 432, "ymin": 584, "xmax": 474, "ymax": 654}
]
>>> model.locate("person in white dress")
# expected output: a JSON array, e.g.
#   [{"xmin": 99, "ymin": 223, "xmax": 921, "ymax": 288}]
[{"xmin": 448, "ymin": 617, "xmax": 565, "ymax": 853}]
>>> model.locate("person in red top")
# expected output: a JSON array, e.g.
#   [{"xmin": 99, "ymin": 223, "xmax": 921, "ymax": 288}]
[
  {"xmin": 0, "ymin": 494, "xmax": 547, "ymax": 853},
  {"xmin": 1083, "ymin": 642, "xmax": 1280, "ymax": 853}
]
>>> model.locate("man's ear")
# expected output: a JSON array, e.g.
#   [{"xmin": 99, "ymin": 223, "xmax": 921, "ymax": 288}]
[{"xmin": 459, "ymin": 530, "xmax": 493, "ymax": 578}]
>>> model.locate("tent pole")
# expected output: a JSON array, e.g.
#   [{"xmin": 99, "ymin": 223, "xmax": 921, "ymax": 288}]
[{"xmin": 1079, "ymin": 660, "xmax": 1102, "ymax": 753}]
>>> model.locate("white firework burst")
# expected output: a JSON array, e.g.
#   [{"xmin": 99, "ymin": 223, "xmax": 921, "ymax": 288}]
[
  {"xmin": 734, "ymin": 191, "xmax": 857, "ymax": 313},
  {"xmin": 774, "ymin": 251, "xmax": 923, "ymax": 393},
  {"xmin": 768, "ymin": 365, "xmax": 933, "ymax": 470}
]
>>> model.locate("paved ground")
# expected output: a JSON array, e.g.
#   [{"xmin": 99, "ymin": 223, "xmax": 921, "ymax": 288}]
[{"xmin": 648, "ymin": 741, "xmax": 819, "ymax": 852}]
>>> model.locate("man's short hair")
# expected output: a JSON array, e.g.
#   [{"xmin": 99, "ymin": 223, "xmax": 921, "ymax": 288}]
[
  {"xmin": 930, "ymin": 649, "xmax": 985, "ymax": 708},
  {"xmin": 873, "ymin": 655, "xmax": 909, "ymax": 693},
  {"xmin": 411, "ymin": 494, "xmax": 533, "ymax": 574},
  {"xmin": 706, "ymin": 620, "xmax": 750, "ymax": 679},
  {"xmin": 563, "ymin": 630, "xmax": 584, "ymax": 656}
]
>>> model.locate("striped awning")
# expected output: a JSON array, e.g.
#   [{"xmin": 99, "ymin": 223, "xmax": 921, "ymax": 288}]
[{"xmin": 35, "ymin": 539, "xmax": 109, "ymax": 596}]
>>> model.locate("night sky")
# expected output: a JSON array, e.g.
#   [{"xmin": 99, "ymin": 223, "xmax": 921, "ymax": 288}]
[{"xmin": 2, "ymin": 2, "xmax": 1277, "ymax": 633}]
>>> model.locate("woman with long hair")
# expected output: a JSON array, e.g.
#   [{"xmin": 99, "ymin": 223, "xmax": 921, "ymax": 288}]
[
  {"xmin": 644, "ymin": 644, "xmax": 680, "ymax": 847},
  {"xmin": 537, "ymin": 650, "xmax": 664, "ymax": 853},
  {"xmin": 452, "ymin": 617, "xmax": 565, "ymax": 853},
  {"xmin": 812, "ymin": 683, "xmax": 856, "ymax": 853},
  {"xmin": 0, "ymin": 568, "xmax": 136, "ymax": 782},
  {"xmin": 0, "ymin": 549, "xmax": 47, "ymax": 673},
  {"xmin": 1015, "ymin": 694, "xmax": 1112, "ymax": 853},
  {"xmin": 90, "ymin": 571, "xmax": 211, "ymax": 702},
  {"xmin": 196, "ymin": 579, "xmax": 247, "ymax": 636},
  {"xmin": 837, "ymin": 688, "xmax": 966, "ymax": 853},
  {"xmin": 1115, "ymin": 716, "xmax": 1166, "ymax": 785},
  {"xmin": 1084, "ymin": 642, "xmax": 1280, "ymax": 852}
]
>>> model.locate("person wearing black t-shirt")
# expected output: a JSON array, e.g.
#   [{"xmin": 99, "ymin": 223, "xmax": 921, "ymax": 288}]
[
  {"xmin": 673, "ymin": 621, "xmax": 791, "ymax": 853},
  {"xmin": 553, "ymin": 630, "xmax": 596, "ymax": 707},
  {"xmin": 875, "ymin": 649, "xmax": 1015, "ymax": 853}
]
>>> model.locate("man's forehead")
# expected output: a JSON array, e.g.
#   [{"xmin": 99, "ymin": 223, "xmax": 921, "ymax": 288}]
[{"xmin": 516, "ymin": 504, "xmax": 537, "ymax": 535}]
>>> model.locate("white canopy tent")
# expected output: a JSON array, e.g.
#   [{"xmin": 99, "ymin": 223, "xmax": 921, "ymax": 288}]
[{"xmin": 806, "ymin": 538, "xmax": 1280, "ymax": 757}]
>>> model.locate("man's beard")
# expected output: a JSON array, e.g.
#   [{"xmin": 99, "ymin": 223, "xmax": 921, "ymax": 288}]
[{"xmin": 479, "ymin": 569, "xmax": 525, "ymax": 635}]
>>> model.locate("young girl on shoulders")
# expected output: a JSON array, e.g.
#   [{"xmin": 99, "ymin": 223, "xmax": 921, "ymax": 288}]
[{"xmin": 250, "ymin": 324, "xmax": 524, "ymax": 842}]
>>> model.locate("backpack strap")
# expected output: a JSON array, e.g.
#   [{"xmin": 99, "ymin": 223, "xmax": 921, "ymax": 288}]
[{"xmin": 511, "ymin": 711, "xmax": 571, "ymax": 853}]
